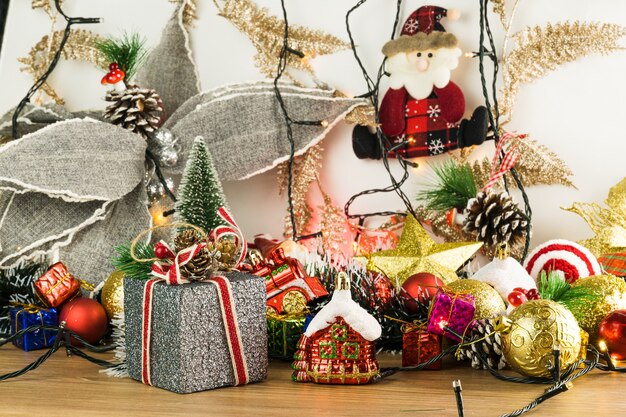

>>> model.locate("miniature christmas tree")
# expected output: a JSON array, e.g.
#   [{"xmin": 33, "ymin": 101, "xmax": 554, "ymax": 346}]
[{"xmin": 175, "ymin": 137, "xmax": 229, "ymax": 233}]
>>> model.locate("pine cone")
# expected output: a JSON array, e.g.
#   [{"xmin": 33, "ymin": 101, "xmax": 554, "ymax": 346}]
[
  {"xmin": 174, "ymin": 230, "xmax": 240, "ymax": 277},
  {"xmin": 463, "ymin": 190, "xmax": 528, "ymax": 250},
  {"xmin": 104, "ymin": 86, "xmax": 163, "ymax": 139},
  {"xmin": 457, "ymin": 318, "xmax": 507, "ymax": 370},
  {"xmin": 174, "ymin": 229, "xmax": 203, "ymax": 252}
]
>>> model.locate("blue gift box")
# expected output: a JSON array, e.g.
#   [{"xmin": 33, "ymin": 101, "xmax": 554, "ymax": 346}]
[{"xmin": 9, "ymin": 306, "xmax": 58, "ymax": 351}]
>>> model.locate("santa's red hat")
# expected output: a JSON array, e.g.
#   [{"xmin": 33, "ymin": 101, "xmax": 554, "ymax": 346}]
[{"xmin": 382, "ymin": 6, "xmax": 460, "ymax": 57}]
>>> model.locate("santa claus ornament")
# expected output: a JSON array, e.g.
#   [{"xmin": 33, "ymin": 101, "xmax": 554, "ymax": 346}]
[
  {"xmin": 353, "ymin": 6, "xmax": 489, "ymax": 159},
  {"xmin": 292, "ymin": 272, "xmax": 382, "ymax": 385}
]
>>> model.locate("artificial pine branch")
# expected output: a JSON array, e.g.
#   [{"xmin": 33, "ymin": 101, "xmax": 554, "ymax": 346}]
[
  {"xmin": 418, "ymin": 161, "xmax": 477, "ymax": 212},
  {"xmin": 538, "ymin": 270, "xmax": 601, "ymax": 311},
  {"xmin": 95, "ymin": 33, "xmax": 148, "ymax": 81},
  {"xmin": 112, "ymin": 243, "xmax": 154, "ymax": 280}
]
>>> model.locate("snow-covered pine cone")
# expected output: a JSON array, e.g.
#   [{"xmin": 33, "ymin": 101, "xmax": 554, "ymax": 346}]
[
  {"xmin": 457, "ymin": 318, "xmax": 507, "ymax": 370},
  {"xmin": 104, "ymin": 86, "xmax": 163, "ymax": 139},
  {"xmin": 463, "ymin": 190, "xmax": 528, "ymax": 250}
]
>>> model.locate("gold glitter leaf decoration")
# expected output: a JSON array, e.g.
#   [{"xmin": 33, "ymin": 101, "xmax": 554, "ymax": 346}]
[
  {"xmin": 18, "ymin": 29, "xmax": 107, "ymax": 105},
  {"xmin": 170, "ymin": 0, "xmax": 198, "ymax": 27},
  {"xmin": 489, "ymin": 0, "xmax": 507, "ymax": 27},
  {"xmin": 470, "ymin": 136, "xmax": 575, "ymax": 189},
  {"xmin": 344, "ymin": 104, "xmax": 378, "ymax": 127},
  {"xmin": 563, "ymin": 178, "xmax": 626, "ymax": 257},
  {"xmin": 32, "ymin": 0, "xmax": 62, "ymax": 18},
  {"xmin": 501, "ymin": 21, "xmax": 626, "ymax": 120},
  {"xmin": 214, "ymin": 0, "xmax": 351, "ymax": 77}
]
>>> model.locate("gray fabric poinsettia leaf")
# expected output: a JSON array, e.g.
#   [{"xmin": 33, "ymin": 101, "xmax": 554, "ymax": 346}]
[
  {"xmin": 135, "ymin": 0, "xmax": 200, "ymax": 120},
  {"xmin": 165, "ymin": 82, "xmax": 366, "ymax": 181},
  {"xmin": 0, "ymin": 118, "xmax": 149, "ymax": 282},
  {"xmin": 0, "ymin": 103, "xmax": 105, "ymax": 140}
]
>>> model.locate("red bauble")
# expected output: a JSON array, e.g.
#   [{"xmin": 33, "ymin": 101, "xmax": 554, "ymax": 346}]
[
  {"xmin": 401, "ymin": 273, "xmax": 444, "ymax": 314},
  {"xmin": 507, "ymin": 290, "xmax": 527, "ymax": 307},
  {"xmin": 59, "ymin": 298, "xmax": 109, "ymax": 346},
  {"xmin": 599, "ymin": 310, "xmax": 626, "ymax": 360}
]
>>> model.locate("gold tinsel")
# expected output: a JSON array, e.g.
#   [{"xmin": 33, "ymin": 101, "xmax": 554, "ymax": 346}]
[
  {"xmin": 19, "ymin": 29, "xmax": 107, "ymax": 104},
  {"xmin": 563, "ymin": 178, "xmax": 626, "ymax": 257},
  {"xmin": 501, "ymin": 21, "xmax": 626, "ymax": 120},
  {"xmin": 570, "ymin": 275, "xmax": 626, "ymax": 339},
  {"xmin": 170, "ymin": 0, "xmax": 198, "ymax": 27},
  {"xmin": 213, "ymin": 0, "xmax": 351, "ymax": 77},
  {"xmin": 500, "ymin": 300, "xmax": 582, "ymax": 378},
  {"xmin": 469, "ymin": 135, "xmax": 575, "ymax": 189}
]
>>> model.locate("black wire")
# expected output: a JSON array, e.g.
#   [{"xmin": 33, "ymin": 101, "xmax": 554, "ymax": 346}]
[
  {"xmin": 146, "ymin": 149, "xmax": 177, "ymax": 203},
  {"xmin": 273, "ymin": 0, "xmax": 299, "ymax": 240},
  {"xmin": 343, "ymin": 0, "xmax": 419, "ymax": 223},
  {"xmin": 11, "ymin": 0, "xmax": 101, "ymax": 140},
  {"xmin": 477, "ymin": 0, "xmax": 532, "ymax": 259},
  {"xmin": 0, "ymin": 324, "xmax": 118, "ymax": 382}
]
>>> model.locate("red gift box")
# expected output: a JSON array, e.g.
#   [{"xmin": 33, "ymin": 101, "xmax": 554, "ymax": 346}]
[
  {"xmin": 402, "ymin": 329, "xmax": 442, "ymax": 370},
  {"xmin": 34, "ymin": 262, "xmax": 81, "ymax": 308}
]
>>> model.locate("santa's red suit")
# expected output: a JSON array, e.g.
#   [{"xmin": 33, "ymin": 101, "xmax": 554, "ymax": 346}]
[{"xmin": 379, "ymin": 81, "xmax": 465, "ymax": 158}]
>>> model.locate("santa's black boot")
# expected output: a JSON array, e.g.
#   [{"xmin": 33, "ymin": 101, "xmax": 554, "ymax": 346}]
[
  {"xmin": 352, "ymin": 125, "xmax": 382, "ymax": 159},
  {"xmin": 457, "ymin": 106, "xmax": 489, "ymax": 148}
]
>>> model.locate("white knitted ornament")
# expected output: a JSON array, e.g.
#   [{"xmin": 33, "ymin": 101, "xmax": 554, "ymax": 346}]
[
  {"xmin": 471, "ymin": 256, "xmax": 537, "ymax": 303},
  {"xmin": 523, "ymin": 239, "xmax": 602, "ymax": 284}
]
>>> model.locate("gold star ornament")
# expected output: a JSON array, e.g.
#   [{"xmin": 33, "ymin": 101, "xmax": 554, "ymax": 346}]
[
  {"xmin": 364, "ymin": 215, "xmax": 483, "ymax": 285},
  {"xmin": 563, "ymin": 177, "xmax": 626, "ymax": 257}
]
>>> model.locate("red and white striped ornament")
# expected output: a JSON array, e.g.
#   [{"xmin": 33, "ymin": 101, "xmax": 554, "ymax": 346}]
[{"xmin": 524, "ymin": 239, "xmax": 602, "ymax": 284}]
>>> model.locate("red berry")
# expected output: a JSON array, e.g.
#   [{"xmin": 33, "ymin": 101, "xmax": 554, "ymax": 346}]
[
  {"xmin": 154, "ymin": 242, "xmax": 173, "ymax": 259},
  {"xmin": 109, "ymin": 62, "xmax": 119, "ymax": 70},
  {"xmin": 507, "ymin": 290, "xmax": 528, "ymax": 307},
  {"xmin": 526, "ymin": 289, "xmax": 540, "ymax": 300},
  {"xmin": 512, "ymin": 287, "xmax": 528, "ymax": 295}
]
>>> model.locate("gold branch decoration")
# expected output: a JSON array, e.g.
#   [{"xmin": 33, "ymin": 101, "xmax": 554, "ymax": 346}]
[
  {"xmin": 278, "ymin": 145, "xmax": 324, "ymax": 238},
  {"xmin": 563, "ymin": 178, "xmax": 626, "ymax": 257},
  {"xmin": 469, "ymin": 135, "xmax": 575, "ymax": 189},
  {"xmin": 170, "ymin": 0, "xmax": 198, "ymax": 27},
  {"xmin": 32, "ymin": 0, "xmax": 63, "ymax": 18},
  {"xmin": 489, "ymin": 0, "xmax": 507, "ymax": 27},
  {"xmin": 19, "ymin": 29, "xmax": 107, "ymax": 105},
  {"xmin": 344, "ymin": 104, "xmax": 378, "ymax": 127},
  {"xmin": 501, "ymin": 21, "xmax": 626, "ymax": 120},
  {"xmin": 317, "ymin": 188, "xmax": 349, "ymax": 255},
  {"xmin": 213, "ymin": 0, "xmax": 351, "ymax": 77}
]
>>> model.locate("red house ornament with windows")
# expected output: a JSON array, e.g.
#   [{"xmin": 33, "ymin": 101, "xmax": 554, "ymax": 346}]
[{"xmin": 292, "ymin": 272, "xmax": 382, "ymax": 385}]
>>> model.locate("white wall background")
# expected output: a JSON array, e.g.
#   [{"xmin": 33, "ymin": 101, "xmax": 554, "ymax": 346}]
[{"xmin": 1, "ymin": 0, "xmax": 625, "ymax": 247}]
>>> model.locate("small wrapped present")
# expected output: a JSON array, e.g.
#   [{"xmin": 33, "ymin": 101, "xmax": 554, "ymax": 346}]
[
  {"xmin": 9, "ymin": 305, "xmax": 58, "ymax": 351},
  {"xmin": 124, "ymin": 271, "xmax": 268, "ymax": 393},
  {"xmin": 402, "ymin": 329, "xmax": 442, "ymax": 369},
  {"xmin": 427, "ymin": 289, "xmax": 475, "ymax": 342},
  {"xmin": 34, "ymin": 262, "xmax": 81, "ymax": 308},
  {"xmin": 266, "ymin": 312, "xmax": 306, "ymax": 360}
]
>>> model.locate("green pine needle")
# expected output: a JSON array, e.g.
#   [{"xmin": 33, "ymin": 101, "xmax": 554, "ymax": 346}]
[
  {"xmin": 112, "ymin": 242, "xmax": 154, "ymax": 280},
  {"xmin": 418, "ymin": 161, "xmax": 478, "ymax": 212},
  {"xmin": 95, "ymin": 33, "xmax": 149, "ymax": 81},
  {"xmin": 538, "ymin": 270, "xmax": 602, "ymax": 311},
  {"xmin": 538, "ymin": 270, "xmax": 571, "ymax": 301}
]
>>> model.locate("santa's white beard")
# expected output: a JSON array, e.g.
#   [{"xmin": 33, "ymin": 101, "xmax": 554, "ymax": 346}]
[{"xmin": 386, "ymin": 48, "xmax": 460, "ymax": 99}]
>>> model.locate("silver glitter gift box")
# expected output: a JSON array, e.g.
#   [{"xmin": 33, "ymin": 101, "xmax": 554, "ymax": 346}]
[{"xmin": 124, "ymin": 272, "xmax": 268, "ymax": 393}]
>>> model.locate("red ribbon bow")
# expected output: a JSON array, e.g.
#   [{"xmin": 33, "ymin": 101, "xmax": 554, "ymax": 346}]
[{"xmin": 483, "ymin": 132, "xmax": 525, "ymax": 191}]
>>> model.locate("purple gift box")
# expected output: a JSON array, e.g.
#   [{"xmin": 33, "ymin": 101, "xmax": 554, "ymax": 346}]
[{"xmin": 427, "ymin": 290, "xmax": 475, "ymax": 342}]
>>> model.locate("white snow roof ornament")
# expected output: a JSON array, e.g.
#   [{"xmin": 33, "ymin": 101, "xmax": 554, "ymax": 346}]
[{"xmin": 304, "ymin": 272, "xmax": 382, "ymax": 341}]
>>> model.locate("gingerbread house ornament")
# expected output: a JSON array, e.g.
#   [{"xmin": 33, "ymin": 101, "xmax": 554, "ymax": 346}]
[{"xmin": 292, "ymin": 272, "xmax": 382, "ymax": 385}]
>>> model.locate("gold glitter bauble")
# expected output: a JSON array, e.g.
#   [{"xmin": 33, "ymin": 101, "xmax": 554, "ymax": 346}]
[
  {"xmin": 447, "ymin": 279, "xmax": 506, "ymax": 320},
  {"xmin": 570, "ymin": 275, "xmax": 626, "ymax": 339},
  {"xmin": 101, "ymin": 270, "xmax": 125, "ymax": 319},
  {"xmin": 501, "ymin": 300, "xmax": 581, "ymax": 378}
]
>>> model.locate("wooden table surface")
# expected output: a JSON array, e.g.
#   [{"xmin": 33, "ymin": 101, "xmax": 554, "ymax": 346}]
[{"xmin": 1, "ymin": 345, "xmax": 624, "ymax": 417}]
